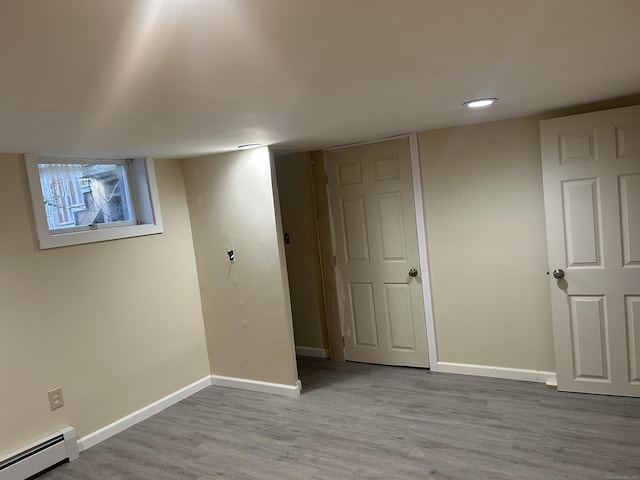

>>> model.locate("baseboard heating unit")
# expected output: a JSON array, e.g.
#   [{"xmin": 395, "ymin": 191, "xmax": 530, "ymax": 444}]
[{"xmin": 0, "ymin": 427, "xmax": 78, "ymax": 480}]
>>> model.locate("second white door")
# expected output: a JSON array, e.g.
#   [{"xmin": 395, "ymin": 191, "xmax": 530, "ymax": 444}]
[
  {"xmin": 326, "ymin": 138, "xmax": 429, "ymax": 367},
  {"xmin": 541, "ymin": 104, "xmax": 640, "ymax": 397}
]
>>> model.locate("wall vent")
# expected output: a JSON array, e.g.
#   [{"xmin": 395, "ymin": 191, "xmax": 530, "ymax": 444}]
[{"xmin": 0, "ymin": 427, "xmax": 78, "ymax": 480}]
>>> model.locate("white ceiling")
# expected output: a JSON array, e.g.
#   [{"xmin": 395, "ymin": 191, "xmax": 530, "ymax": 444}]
[{"xmin": 1, "ymin": 0, "xmax": 639, "ymax": 158}]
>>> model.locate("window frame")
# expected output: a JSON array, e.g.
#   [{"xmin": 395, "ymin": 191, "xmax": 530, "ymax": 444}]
[
  {"xmin": 38, "ymin": 158, "xmax": 138, "ymax": 234},
  {"xmin": 25, "ymin": 155, "xmax": 164, "ymax": 249}
]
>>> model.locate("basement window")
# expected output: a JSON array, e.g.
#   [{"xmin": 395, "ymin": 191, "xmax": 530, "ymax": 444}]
[{"xmin": 25, "ymin": 155, "xmax": 163, "ymax": 249}]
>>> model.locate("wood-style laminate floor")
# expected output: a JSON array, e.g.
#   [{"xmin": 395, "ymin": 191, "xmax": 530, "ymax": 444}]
[{"xmin": 41, "ymin": 357, "xmax": 640, "ymax": 479}]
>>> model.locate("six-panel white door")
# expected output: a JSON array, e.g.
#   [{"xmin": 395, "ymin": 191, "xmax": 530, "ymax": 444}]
[
  {"xmin": 541, "ymin": 104, "xmax": 640, "ymax": 396},
  {"xmin": 326, "ymin": 139, "xmax": 429, "ymax": 367}
]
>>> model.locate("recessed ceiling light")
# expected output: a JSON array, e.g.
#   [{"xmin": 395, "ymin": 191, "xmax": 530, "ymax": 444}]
[
  {"xmin": 237, "ymin": 143, "xmax": 263, "ymax": 149},
  {"xmin": 463, "ymin": 98, "xmax": 498, "ymax": 108}
]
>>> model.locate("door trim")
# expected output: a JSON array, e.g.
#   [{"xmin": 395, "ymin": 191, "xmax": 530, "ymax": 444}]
[
  {"xmin": 324, "ymin": 133, "xmax": 412, "ymax": 152},
  {"xmin": 318, "ymin": 133, "xmax": 438, "ymax": 369},
  {"xmin": 309, "ymin": 150, "xmax": 345, "ymax": 361},
  {"xmin": 408, "ymin": 133, "xmax": 438, "ymax": 370}
]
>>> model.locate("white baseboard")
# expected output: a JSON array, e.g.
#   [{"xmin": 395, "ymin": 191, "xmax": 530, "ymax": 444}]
[
  {"xmin": 211, "ymin": 374, "xmax": 302, "ymax": 398},
  {"xmin": 437, "ymin": 361, "xmax": 557, "ymax": 385},
  {"xmin": 77, "ymin": 376, "xmax": 212, "ymax": 452},
  {"xmin": 295, "ymin": 346, "xmax": 330, "ymax": 358},
  {"xmin": 77, "ymin": 373, "xmax": 301, "ymax": 453}
]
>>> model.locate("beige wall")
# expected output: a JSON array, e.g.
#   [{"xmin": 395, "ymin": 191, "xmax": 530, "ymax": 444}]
[
  {"xmin": 418, "ymin": 116, "xmax": 556, "ymax": 372},
  {"xmin": 0, "ymin": 156, "xmax": 210, "ymax": 457},
  {"xmin": 182, "ymin": 147, "xmax": 298, "ymax": 386},
  {"xmin": 274, "ymin": 153, "xmax": 329, "ymax": 351}
]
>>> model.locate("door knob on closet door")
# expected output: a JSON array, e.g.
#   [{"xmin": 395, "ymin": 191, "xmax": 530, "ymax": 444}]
[
  {"xmin": 552, "ymin": 269, "xmax": 565, "ymax": 279},
  {"xmin": 409, "ymin": 268, "xmax": 418, "ymax": 277}
]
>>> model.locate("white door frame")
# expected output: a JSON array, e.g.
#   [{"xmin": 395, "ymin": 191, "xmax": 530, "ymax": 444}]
[{"xmin": 324, "ymin": 133, "xmax": 439, "ymax": 370}]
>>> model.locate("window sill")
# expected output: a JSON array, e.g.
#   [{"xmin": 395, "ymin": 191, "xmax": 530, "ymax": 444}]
[{"xmin": 37, "ymin": 223, "xmax": 164, "ymax": 249}]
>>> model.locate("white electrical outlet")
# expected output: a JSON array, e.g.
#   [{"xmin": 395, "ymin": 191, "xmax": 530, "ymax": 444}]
[{"xmin": 48, "ymin": 387, "xmax": 64, "ymax": 410}]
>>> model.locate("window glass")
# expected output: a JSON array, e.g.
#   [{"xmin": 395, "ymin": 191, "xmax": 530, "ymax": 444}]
[{"xmin": 38, "ymin": 162, "xmax": 134, "ymax": 231}]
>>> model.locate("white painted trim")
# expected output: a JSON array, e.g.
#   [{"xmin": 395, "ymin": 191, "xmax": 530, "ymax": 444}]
[
  {"xmin": 409, "ymin": 133, "xmax": 439, "ymax": 371},
  {"xmin": 438, "ymin": 362, "xmax": 557, "ymax": 384},
  {"xmin": 295, "ymin": 346, "xmax": 331, "ymax": 358},
  {"xmin": 211, "ymin": 375, "xmax": 302, "ymax": 398},
  {"xmin": 77, "ymin": 376, "xmax": 212, "ymax": 452},
  {"xmin": 325, "ymin": 133, "xmax": 411, "ymax": 152}
]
